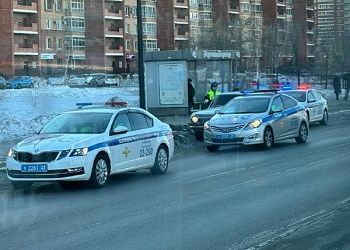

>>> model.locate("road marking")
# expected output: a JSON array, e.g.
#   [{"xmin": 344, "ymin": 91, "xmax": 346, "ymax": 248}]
[{"xmin": 329, "ymin": 109, "xmax": 350, "ymax": 115}]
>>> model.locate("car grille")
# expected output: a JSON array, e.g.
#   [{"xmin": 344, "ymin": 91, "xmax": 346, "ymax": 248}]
[
  {"xmin": 211, "ymin": 138, "xmax": 244, "ymax": 143},
  {"xmin": 16, "ymin": 151, "xmax": 60, "ymax": 163},
  {"xmin": 211, "ymin": 124, "xmax": 245, "ymax": 133}
]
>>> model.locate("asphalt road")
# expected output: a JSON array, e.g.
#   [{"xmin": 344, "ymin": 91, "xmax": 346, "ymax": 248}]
[{"xmin": 0, "ymin": 101, "xmax": 350, "ymax": 249}]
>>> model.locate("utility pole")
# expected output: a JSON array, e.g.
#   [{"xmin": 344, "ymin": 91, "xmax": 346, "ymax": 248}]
[{"xmin": 137, "ymin": 0, "xmax": 146, "ymax": 109}]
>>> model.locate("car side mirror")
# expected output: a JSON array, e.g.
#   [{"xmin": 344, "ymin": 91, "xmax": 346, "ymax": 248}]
[{"xmin": 111, "ymin": 125, "xmax": 128, "ymax": 135}]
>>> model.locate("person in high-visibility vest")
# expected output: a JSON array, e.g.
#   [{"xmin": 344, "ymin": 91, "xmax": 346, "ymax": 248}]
[{"xmin": 204, "ymin": 82, "xmax": 220, "ymax": 107}]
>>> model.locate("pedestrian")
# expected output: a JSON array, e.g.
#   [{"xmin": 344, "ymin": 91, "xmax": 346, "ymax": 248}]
[
  {"xmin": 332, "ymin": 74, "xmax": 341, "ymax": 100},
  {"xmin": 344, "ymin": 72, "xmax": 350, "ymax": 100},
  {"xmin": 188, "ymin": 78, "xmax": 195, "ymax": 114},
  {"xmin": 204, "ymin": 82, "xmax": 220, "ymax": 108}
]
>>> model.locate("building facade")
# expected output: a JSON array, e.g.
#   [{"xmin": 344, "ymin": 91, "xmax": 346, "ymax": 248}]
[{"xmin": 344, "ymin": 0, "xmax": 350, "ymax": 70}]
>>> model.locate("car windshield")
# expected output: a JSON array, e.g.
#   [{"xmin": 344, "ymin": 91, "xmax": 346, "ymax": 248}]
[
  {"xmin": 220, "ymin": 97, "xmax": 271, "ymax": 114},
  {"xmin": 210, "ymin": 94, "xmax": 240, "ymax": 107},
  {"xmin": 40, "ymin": 112, "xmax": 113, "ymax": 134},
  {"xmin": 284, "ymin": 91, "xmax": 306, "ymax": 102}
]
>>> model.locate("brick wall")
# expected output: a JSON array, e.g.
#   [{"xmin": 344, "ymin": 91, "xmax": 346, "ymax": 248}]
[
  {"xmin": 0, "ymin": 0, "xmax": 14, "ymax": 76},
  {"xmin": 157, "ymin": 0, "xmax": 174, "ymax": 50}
]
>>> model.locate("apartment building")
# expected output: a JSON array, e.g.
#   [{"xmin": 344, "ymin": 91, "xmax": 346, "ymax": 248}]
[
  {"xmin": 261, "ymin": 0, "xmax": 294, "ymax": 71},
  {"xmin": 292, "ymin": 0, "xmax": 316, "ymax": 66},
  {"xmin": 344, "ymin": 0, "xmax": 350, "ymax": 69},
  {"xmin": 0, "ymin": 0, "xmax": 40, "ymax": 76},
  {"xmin": 40, "ymin": 0, "xmax": 65, "ymax": 75}
]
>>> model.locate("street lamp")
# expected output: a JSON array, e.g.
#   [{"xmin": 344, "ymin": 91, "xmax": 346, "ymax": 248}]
[
  {"xmin": 137, "ymin": 0, "xmax": 146, "ymax": 109},
  {"xmin": 324, "ymin": 53, "xmax": 328, "ymax": 89}
]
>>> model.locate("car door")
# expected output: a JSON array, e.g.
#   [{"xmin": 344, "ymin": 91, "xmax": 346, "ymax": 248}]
[
  {"xmin": 307, "ymin": 91, "xmax": 319, "ymax": 122},
  {"xmin": 269, "ymin": 96, "xmax": 288, "ymax": 140},
  {"xmin": 311, "ymin": 90, "xmax": 323, "ymax": 120},
  {"xmin": 281, "ymin": 95, "xmax": 300, "ymax": 136},
  {"xmin": 108, "ymin": 111, "xmax": 137, "ymax": 172},
  {"xmin": 128, "ymin": 111, "xmax": 157, "ymax": 168}
]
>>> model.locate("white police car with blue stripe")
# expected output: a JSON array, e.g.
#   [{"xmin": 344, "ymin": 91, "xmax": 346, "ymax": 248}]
[
  {"xmin": 204, "ymin": 91, "xmax": 309, "ymax": 152},
  {"xmin": 6, "ymin": 102, "xmax": 174, "ymax": 189}
]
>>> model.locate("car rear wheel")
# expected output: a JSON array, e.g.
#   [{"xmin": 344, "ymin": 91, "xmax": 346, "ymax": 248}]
[
  {"xmin": 295, "ymin": 122, "xmax": 308, "ymax": 143},
  {"xmin": 89, "ymin": 155, "xmax": 110, "ymax": 188},
  {"xmin": 262, "ymin": 127, "xmax": 274, "ymax": 149},
  {"xmin": 150, "ymin": 145, "xmax": 169, "ymax": 175},
  {"xmin": 320, "ymin": 109, "xmax": 328, "ymax": 125},
  {"xmin": 207, "ymin": 145, "xmax": 219, "ymax": 152},
  {"xmin": 16, "ymin": 84, "xmax": 22, "ymax": 89},
  {"xmin": 11, "ymin": 181, "xmax": 32, "ymax": 190}
]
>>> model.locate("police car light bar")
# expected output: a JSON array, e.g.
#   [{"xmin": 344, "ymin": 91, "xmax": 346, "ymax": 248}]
[{"xmin": 76, "ymin": 102, "xmax": 128, "ymax": 108}]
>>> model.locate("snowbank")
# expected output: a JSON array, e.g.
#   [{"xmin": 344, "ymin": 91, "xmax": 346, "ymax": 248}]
[{"xmin": 0, "ymin": 86, "xmax": 139, "ymax": 143}]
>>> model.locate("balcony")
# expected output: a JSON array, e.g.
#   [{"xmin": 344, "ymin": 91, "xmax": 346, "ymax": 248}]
[
  {"xmin": 105, "ymin": 27, "xmax": 123, "ymax": 38},
  {"xmin": 277, "ymin": 0, "xmax": 286, "ymax": 6},
  {"xmin": 175, "ymin": 31, "xmax": 189, "ymax": 40},
  {"xmin": 228, "ymin": 1, "xmax": 239, "ymax": 14},
  {"xmin": 105, "ymin": 46, "xmax": 124, "ymax": 56},
  {"xmin": 13, "ymin": 0, "xmax": 38, "ymax": 13},
  {"xmin": 174, "ymin": 15, "xmax": 189, "ymax": 24},
  {"xmin": 13, "ymin": 22, "xmax": 38, "ymax": 34},
  {"xmin": 306, "ymin": 0, "xmax": 314, "ymax": 10},
  {"xmin": 105, "ymin": 9, "xmax": 123, "ymax": 19},
  {"xmin": 14, "ymin": 43, "xmax": 38, "ymax": 55},
  {"xmin": 174, "ymin": 0, "xmax": 188, "ymax": 9}
]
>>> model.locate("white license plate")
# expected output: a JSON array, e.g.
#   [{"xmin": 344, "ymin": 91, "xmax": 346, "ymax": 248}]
[{"xmin": 214, "ymin": 134, "xmax": 236, "ymax": 140}]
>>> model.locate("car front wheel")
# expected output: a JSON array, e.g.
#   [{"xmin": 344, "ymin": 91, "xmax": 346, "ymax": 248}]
[
  {"xmin": 89, "ymin": 155, "xmax": 110, "ymax": 188},
  {"xmin": 295, "ymin": 122, "xmax": 308, "ymax": 143},
  {"xmin": 262, "ymin": 127, "xmax": 274, "ymax": 149},
  {"xmin": 150, "ymin": 145, "xmax": 169, "ymax": 175}
]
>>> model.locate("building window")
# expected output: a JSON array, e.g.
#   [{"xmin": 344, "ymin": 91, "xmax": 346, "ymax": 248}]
[
  {"xmin": 126, "ymin": 40, "xmax": 130, "ymax": 50},
  {"xmin": 56, "ymin": 19, "xmax": 63, "ymax": 30},
  {"xmin": 45, "ymin": 0, "xmax": 54, "ymax": 10},
  {"xmin": 66, "ymin": 17, "xmax": 85, "ymax": 32},
  {"xmin": 57, "ymin": 38, "xmax": 63, "ymax": 50},
  {"xmin": 46, "ymin": 37, "xmax": 52, "ymax": 50},
  {"xmin": 46, "ymin": 19, "xmax": 52, "ymax": 29},
  {"xmin": 70, "ymin": 0, "xmax": 84, "ymax": 13},
  {"xmin": 143, "ymin": 39, "xmax": 157, "ymax": 51},
  {"xmin": 125, "ymin": 6, "xmax": 129, "ymax": 16},
  {"xmin": 134, "ymin": 41, "xmax": 138, "ymax": 50},
  {"xmin": 142, "ymin": 6, "xmax": 156, "ymax": 18},
  {"xmin": 71, "ymin": 37, "xmax": 85, "ymax": 51},
  {"xmin": 125, "ymin": 23, "xmax": 130, "ymax": 33},
  {"xmin": 143, "ymin": 22, "xmax": 157, "ymax": 35},
  {"xmin": 56, "ymin": 0, "xmax": 62, "ymax": 11}
]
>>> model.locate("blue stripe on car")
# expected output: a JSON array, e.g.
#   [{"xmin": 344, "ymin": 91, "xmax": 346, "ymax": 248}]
[{"xmin": 88, "ymin": 131, "xmax": 170, "ymax": 152}]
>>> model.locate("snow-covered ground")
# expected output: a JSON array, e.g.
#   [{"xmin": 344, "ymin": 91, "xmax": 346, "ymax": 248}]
[
  {"xmin": 0, "ymin": 86, "xmax": 139, "ymax": 143},
  {"xmin": 0, "ymin": 83, "xmax": 337, "ymax": 144}
]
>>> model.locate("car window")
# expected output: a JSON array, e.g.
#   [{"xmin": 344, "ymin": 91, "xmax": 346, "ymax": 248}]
[
  {"xmin": 307, "ymin": 91, "xmax": 317, "ymax": 102},
  {"xmin": 40, "ymin": 113, "xmax": 113, "ymax": 134},
  {"xmin": 283, "ymin": 91, "xmax": 306, "ymax": 102},
  {"xmin": 220, "ymin": 97, "xmax": 271, "ymax": 114},
  {"xmin": 111, "ymin": 113, "xmax": 132, "ymax": 132},
  {"xmin": 312, "ymin": 90, "xmax": 321, "ymax": 100},
  {"xmin": 281, "ymin": 95, "xmax": 298, "ymax": 109},
  {"xmin": 129, "ymin": 112, "xmax": 150, "ymax": 130},
  {"xmin": 271, "ymin": 96, "xmax": 284, "ymax": 112},
  {"xmin": 210, "ymin": 94, "xmax": 240, "ymax": 107}
]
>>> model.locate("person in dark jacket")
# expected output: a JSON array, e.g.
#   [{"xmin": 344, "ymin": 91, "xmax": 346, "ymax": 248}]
[
  {"xmin": 332, "ymin": 74, "xmax": 341, "ymax": 100},
  {"xmin": 344, "ymin": 72, "xmax": 350, "ymax": 100},
  {"xmin": 188, "ymin": 78, "xmax": 195, "ymax": 114}
]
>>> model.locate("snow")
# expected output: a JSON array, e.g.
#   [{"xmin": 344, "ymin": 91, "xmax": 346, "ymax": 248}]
[{"xmin": 0, "ymin": 86, "xmax": 139, "ymax": 143}]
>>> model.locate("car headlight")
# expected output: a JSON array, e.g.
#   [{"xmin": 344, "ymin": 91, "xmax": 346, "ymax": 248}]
[
  {"xmin": 8, "ymin": 149, "xmax": 17, "ymax": 158},
  {"xmin": 204, "ymin": 122, "xmax": 210, "ymax": 131},
  {"xmin": 246, "ymin": 120, "xmax": 262, "ymax": 129},
  {"xmin": 69, "ymin": 147, "xmax": 88, "ymax": 157},
  {"xmin": 191, "ymin": 115, "xmax": 199, "ymax": 123}
]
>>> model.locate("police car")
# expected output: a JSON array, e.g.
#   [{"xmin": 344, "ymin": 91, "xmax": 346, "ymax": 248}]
[
  {"xmin": 6, "ymin": 102, "xmax": 174, "ymax": 189},
  {"xmin": 189, "ymin": 92, "xmax": 243, "ymax": 140},
  {"xmin": 281, "ymin": 86, "xmax": 328, "ymax": 125},
  {"xmin": 204, "ymin": 91, "xmax": 309, "ymax": 152}
]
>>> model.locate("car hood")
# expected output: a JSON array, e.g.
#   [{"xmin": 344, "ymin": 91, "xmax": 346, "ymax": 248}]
[
  {"xmin": 192, "ymin": 107, "xmax": 222, "ymax": 117},
  {"xmin": 209, "ymin": 113, "xmax": 264, "ymax": 126},
  {"xmin": 15, "ymin": 133, "xmax": 102, "ymax": 152}
]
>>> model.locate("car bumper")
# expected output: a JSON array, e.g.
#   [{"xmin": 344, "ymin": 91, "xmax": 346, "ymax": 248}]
[
  {"xmin": 204, "ymin": 127, "xmax": 265, "ymax": 146},
  {"xmin": 6, "ymin": 155, "xmax": 92, "ymax": 182}
]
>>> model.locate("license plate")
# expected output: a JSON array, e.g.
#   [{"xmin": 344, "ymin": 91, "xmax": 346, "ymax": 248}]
[
  {"xmin": 21, "ymin": 164, "xmax": 48, "ymax": 172},
  {"xmin": 214, "ymin": 134, "xmax": 236, "ymax": 140}
]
